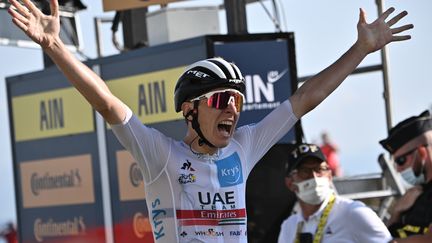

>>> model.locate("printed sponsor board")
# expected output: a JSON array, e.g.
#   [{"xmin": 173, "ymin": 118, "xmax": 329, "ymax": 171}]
[
  {"xmin": 107, "ymin": 66, "xmax": 184, "ymax": 125},
  {"xmin": 110, "ymin": 149, "xmax": 153, "ymax": 242},
  {"xmin": 33, "ymin": 216, "xmax": 87, "ymax": 242},
  {"xmin": 116, "ymin": 150, "xmax": 146, "ymax": 201},
  {"xmin": 213, "ymin": 37, "xmax": 297, "ymax": 143},
  {"xmin": 20, "ymin": 154, "xmax": 95, "ymax": 208},
  {"xmin": 12, "ymin": 87, "xmax": 94, "ymax": 142},
  {"xmin": 102, "ymin": 0, "xmax": 185, "ymax": 11}
]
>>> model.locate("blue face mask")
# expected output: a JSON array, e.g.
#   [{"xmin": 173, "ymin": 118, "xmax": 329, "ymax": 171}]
[
  {"xmin": 399, "ymin": 151, "xmax": 425, "ymax": 185},
  {"xmin": 400, "ymin": 166, "xmax": 425, "ymax": 186}
]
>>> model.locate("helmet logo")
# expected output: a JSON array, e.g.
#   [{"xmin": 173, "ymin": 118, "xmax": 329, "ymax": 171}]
[
  {"xmin": 228, "ymin": 79, "xmax": 243, "ymax": 84},
  {"xmin": 187, "ymin": 70, "xmax": 209, "ymax": 78}
]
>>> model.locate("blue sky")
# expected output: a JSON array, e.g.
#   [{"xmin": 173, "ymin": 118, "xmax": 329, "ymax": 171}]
[{"xmin": 0, "ymin": 0, "xmax": 431, "ymax": 227}]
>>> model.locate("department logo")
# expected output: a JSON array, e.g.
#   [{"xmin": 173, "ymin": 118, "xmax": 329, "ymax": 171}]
[
  {"xmin": 179, "ymin": 160, "xmax": 196, "ymax": 184},
  {"xmin": 178, "ymin": 173, "xmax": 196, "ymax": 184},
  {"xmin": 215, "ymin": 153, "xmax": 243, "ymax": 187},
  {"xmin": 242, "ymin": 68, "xmax": 289, "ymax": 111},
  {"xmin": 267, "ymin": 69, "xmax": 288, "ymax": 83}
]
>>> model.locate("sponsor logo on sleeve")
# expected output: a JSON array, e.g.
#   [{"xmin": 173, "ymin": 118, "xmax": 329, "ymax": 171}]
[{"xmin": 151, "ymin": 198, "xmax": 166, "ymax": 240}]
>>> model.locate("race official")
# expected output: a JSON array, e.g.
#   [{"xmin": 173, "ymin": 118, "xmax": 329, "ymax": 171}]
[
  {"xmin": 278, "ymin": 143, "xmax": 392, "ymax": 243},
  {"xmin": 380, "ymin": 110, "xmax": 432, "ymax": 241}
]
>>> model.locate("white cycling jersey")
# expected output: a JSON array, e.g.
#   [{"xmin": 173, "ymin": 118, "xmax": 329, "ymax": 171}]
[{"xmin": 111, "ymin": 100, "xmax": 298, "ymax": 243}]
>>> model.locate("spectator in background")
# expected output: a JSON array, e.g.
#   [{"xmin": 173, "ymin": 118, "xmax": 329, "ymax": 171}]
[
  {"xmin": 278, "ymin": 143, "xmax": 392, "ymax": 243},
  {"xmin": 0, "ymin": 222, "xmax": 18, "ymax": 243},
  {"xmin": 380, "ymin": 110, "xmax": 432, "ymax": 242},
  {"xmin": 320, "ymin": 132, "xmax": 343, "ymax": 177}
]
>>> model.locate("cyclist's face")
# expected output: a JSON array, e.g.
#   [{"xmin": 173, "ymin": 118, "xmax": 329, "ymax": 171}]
[{"xmin": 197, "ymin": 91, "xmax": 240, "ymax": 148}]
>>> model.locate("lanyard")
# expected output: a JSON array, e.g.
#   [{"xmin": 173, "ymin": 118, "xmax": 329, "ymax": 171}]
[{"xmin": 294, "ymin": 194, "xmax": 336, "ymax": 243}]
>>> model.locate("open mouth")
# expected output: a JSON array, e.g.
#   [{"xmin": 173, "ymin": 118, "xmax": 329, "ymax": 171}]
[{"xmin": 217, "ymin": 120, "xmax": 233, "ymax": 136}]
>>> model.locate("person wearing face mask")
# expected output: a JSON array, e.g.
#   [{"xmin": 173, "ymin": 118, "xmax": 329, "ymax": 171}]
[
  {"xmin": 278, "ymin": 143, "xmax": 392, "ymax": 243},
  {"xmin": 380, "ymin": 110, "xmax": 432, "ymax": 241}
]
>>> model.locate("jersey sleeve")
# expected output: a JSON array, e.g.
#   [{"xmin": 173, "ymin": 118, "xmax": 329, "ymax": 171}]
[
  {"xmin": 110, "ymin": 106, "xmax": 172, "ymax": 183},
  {"xmin": 235, "ymin": 99, "xmax": 298, "ymax": 173},
  {"xmin": 347, "ymin": 201, "xmax": 393, "ymax": 242}
]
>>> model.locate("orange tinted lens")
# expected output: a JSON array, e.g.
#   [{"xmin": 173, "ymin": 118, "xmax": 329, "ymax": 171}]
[
  {"xmin": 207, "ymin": 91, "xmax": 243, "ymax": 111},
  {"xmin": 231, "ymin": 93, "xmax": 243, "ymax": 111}
]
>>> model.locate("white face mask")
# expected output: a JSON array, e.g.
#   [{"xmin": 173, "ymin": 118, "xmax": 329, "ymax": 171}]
[
  {"xmin": 295, "ymin": 177, "xmax": 332, "ymax": 205},
  {"xmin": 400, "ymin": 164, "xmax": 425, "ymax": 186}
]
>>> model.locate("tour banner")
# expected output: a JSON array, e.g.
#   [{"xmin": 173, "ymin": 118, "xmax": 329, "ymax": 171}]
[{"xmin": 7, "ymin": 68, "xmax": 106, "ymax": 243}]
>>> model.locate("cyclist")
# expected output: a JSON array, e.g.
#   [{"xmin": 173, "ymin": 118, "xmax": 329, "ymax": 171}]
[{"xmin": 8, "ymin": 0, "xmax": 413, "ymax": 242}]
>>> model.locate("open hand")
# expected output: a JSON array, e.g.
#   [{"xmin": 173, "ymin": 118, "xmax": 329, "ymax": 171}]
[
  {"xmin": 356, "ymin": 7, "xmax": 413, "ymax": 54},
  {"xmin": 8, "ymin": 0, "xmax": 60, "ymax": 49}
]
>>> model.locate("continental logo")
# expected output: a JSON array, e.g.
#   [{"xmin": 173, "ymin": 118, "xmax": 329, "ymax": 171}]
[
  {"xmin": 20, "ymin": 154, "xmax": 95, "ymax": 208},
  {"xmin": 31, "ymin": 169, "xmax": 81, "ymax": 196},
  {"xmin": 116, "ymin": 150, "xmax": 146, "ymax": 201},
  {"xmin": 12, "ymin": 87, "xmax": 94, "ymax": 141},
  {"xmin": 34, "ymin": 216, "xmax": 86, "ymax": 242},
  {"xmin": 106, "ymin": 66, "xmax": 185, "ymax": 124},
  {"xmin": 130, "ymin": 162, "xmax": 144, "ymax": 187},
  {"xmin": 133, "ymin": 212, "xmax": 152, "ymax": 239}
]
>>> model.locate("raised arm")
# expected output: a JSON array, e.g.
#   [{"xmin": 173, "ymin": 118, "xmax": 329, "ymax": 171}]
[
  {"xmin": 289, "ymin": 8, "xmax": 413, "ymax": 118},
  {"xmin": 8, "ymin": 0, "xmax": 126, "ymax": 124}
]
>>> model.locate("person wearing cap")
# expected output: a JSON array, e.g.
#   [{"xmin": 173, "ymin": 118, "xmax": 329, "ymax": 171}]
[
  {"xmin": 380, "ymin": 110, "xmax": 432, "ymax": 241},
  {"xmin": 278, "ymin": 143, "xmax": 392, "ymax": 243},
  {"xmin": 7, "ymin": 0, "xmax": 413, "ymax": 242}
]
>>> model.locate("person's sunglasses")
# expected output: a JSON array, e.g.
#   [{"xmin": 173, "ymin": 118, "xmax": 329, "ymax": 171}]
[
  {"xmin": 394, "ymin": 144, "xmax": 429, "ymax": 166},
  {"xmin": 394, "ymin": 147, "xmax": 418, "ymax": 166},
  {"xmin": 191, "ymin": 89, "xmax": 244, "ymax": 112},
  {"xmin": 290, "ymin": 165, "xmax": 330, "ymax": 178}
]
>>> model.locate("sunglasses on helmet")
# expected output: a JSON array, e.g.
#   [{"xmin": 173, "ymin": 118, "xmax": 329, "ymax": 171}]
[{"xmin": 191, "ymin": 89, "xmax": 244, "ymax": 112}]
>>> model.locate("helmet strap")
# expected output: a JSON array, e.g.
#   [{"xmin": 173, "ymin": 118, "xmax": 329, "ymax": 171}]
[{"xmin": 186, "ymin": 100, "xmax": 215, "ymax": 148}]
